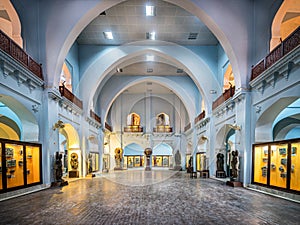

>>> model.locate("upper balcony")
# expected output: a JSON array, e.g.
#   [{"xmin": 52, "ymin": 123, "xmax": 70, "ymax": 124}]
[
  {"xmin": 0, "ymin": 29, "xmax": 43, "ymax": 81},
  {"xmin": 251, "ymin": 26, "xmax": 300, "ymax": 81},
  {"xmin": 59, "ymin": 85, "xmax": 83, "ymax": 110},
  {"xmin": 212, "ymin": 86, "xmax": 235, "ymax": 111}
]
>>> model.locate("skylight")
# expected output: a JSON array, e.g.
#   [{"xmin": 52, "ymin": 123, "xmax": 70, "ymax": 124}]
[
  {"xmin": 146, "ymin": 5, "xmax": 155, "ymax": 16},
  {"xmin": 103, "ymin": 31, "xmax": 113, "ymax": 40}
]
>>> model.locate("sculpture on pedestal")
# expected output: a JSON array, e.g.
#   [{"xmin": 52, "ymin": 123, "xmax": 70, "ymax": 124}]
[
  {"xmin": 52, "ymin": 152, "xmax": 68, "ymax": 187},
  {"xmin": 231, "ymin": 150, "xmax": 239, "ymax": 181},
  {"xmin": 216, "ymin": 153, "xmax": 225, "ymax": 178},
  {"xmin": 174, "ymin": 150, "xmax": 182, "ymax": 170},
  {"xmin": 144, "ymin": 148, "xmax": 152, "ymax": 171},
  {"xmin": 114, "ymin": 147, "xmax": 123, "ymax": 170}
]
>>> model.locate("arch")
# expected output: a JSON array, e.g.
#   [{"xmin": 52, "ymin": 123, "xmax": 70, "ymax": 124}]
[
  {"xmin": 156, "ymin": 113, "xmax": 170, "ymax": 126},
  {"xmin": 273, "ymin": 116, "xmax": 300, "ymax": 140},
  {"xmin": 0, "ymin": 95, "xmax": 38, "ymax": 142},
  {"xmin": 270, "ymin": 0, "xmax": 300, "ymax": 50},
  {"xmin": 0, "ymin": 0, "xmax": 23, "ymax": 47},
  {"xmin": 223, "ymin": 64, "xmax": 235, "ymax": 92},
  {"xmin": 153, "ymin": 143, "xmax": 173, "ymax": 155},
  {"xmin": 127, "ymin": 113, "xmax": 141, "ymax": 126},
  {"xmin": 60, "ymin": 61, "xmax": 73, "ymax": 92},
  {"xmin": 0, "ymin": 116, "xmax": 21, "ymax": 140},
  {"xmin": 46, "ymin": 0, "xmax": 243, "ymax": 94},
  {"xmin": 59, "ymin": 123, "xmax": 81, "ymax": 177},
  {"xmin": 124, "ymin": 143, "xmax": 144, "ymax": 156},
  {"xmin": 100, "ymin": 77, "xmax": 194, "ymax": 124},
  {"xmin": 255, "ymin": 97, "xmax": 298, "ymax": 142},
  {"xmin": 78, "ymin": 45, "xmax": 219, "ymax": 115}
]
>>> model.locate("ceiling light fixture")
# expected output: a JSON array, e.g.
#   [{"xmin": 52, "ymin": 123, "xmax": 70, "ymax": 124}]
[
  {"xmin": 146, "ymin": 55, "xmax": 154, "ymax": 61},
  {"xmin": 146, "ymin": 5, "xmax": 155, "ymax": 16},
  {"xmin": 103, "ymin": 31, "xmax": 113, "ymax": 40},
  {"xmin": 146, "ymin": 32, "xmax": 156, "ymax": 40}
]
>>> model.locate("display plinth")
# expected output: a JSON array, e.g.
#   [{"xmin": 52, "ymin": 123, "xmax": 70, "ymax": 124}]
[
  {"xmin": 69, "ymin": 170, "xmax": 79, "ymax": 178},
  {"xmin": 144, "ymin": 148, "xmax": 152, "ymax": 171},
  {"xmin": 226, "ymin": 181, "xmax": 243, "ymax": 187},
  {"xmin": 216, "ymin": 170, "xmax": 226, "ymax": 178}
]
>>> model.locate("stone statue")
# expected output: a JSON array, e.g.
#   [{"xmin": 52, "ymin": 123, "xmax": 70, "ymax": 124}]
[
  {"xmin": 114, "ymin": 148, "xmax": 123, "ymax": 168},
  {"xmin": 70, "ymin": 153, "xmax": 79, "ymax": 170},
  {"xmin": 231, "ymin": 150, "xmax": 239, "ymax": 180},
  {"xmin": 55, "ymin": 152, "xmax": 63, "ymax": 182},
  {"xmin": 175, "ymin": 150, "xmax": 181, "ymax": 166},
  {"xmin": 216, "ymin": 153, "xmax": 224, "ymax": 171}
]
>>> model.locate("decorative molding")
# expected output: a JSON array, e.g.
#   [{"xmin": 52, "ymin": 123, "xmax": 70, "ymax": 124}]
[
  {"xmin": 48, "ymin": 88, "xmax": 62, "ymax": 102},
  {"xmin": 32, "ymin": 104, "xmax": 39, "ymax": 113},
  {"xmin": 250, "ymin": 46, "xmax": 300, "ymax": 94},
  {"xmin": 86, "ymin": 117, "xmax": 101, "ymax": 129},
  {"xmin": 0, "ymin": 50, "xmax": 44, "ymax": 91},
  {"xmin": 59, "ymin": 97, "xmax": 83, "ymax": 116},
  {"xmin": 213, "ymin": 98, "xmax": 235, "ymax": 118}
]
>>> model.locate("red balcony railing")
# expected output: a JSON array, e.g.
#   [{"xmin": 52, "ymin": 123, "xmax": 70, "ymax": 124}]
[
  {"xmin": 59, "ymin": 85, "xmax": 83, "ymax": 109},
  {"xmin": 124, "ymin": 126, "xmax": 143, "ymax": 132},
  {"xmin": 0, "ymin": 29, "xmax": 43, "ymax": 80},
  {"xmin": 194, "ymin": 110, "xmax": 206, "ymax": 124},
  {"xmin": 90, "ymin": 110, "xmax": 101, "ymax": 124},
  {"xmin": 251, "ymin": 26, "xmax": 300, "ymax": 81},
  {"xmin": 184, "ymin": 123, "xmax": 191, "ymax": 132},
  {"xmin": 105, "ymin": 123, "xmax": 112, "ymax": 132},
  {"xmin": 212, "ymin": 86, "xmax": 235, "ymax": 110}
]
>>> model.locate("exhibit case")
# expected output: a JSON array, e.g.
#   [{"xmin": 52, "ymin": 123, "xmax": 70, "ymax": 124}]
[
  {"xmin": 126, "ymin": 156, "xmax": 144, "ymax": 168},
  {"xmin": 88, "ymin": 153, "xmax": 99, "ymax": 173},
  {"xmin": 252, "ymin": 138, "xmax": 300, "ymax": 193},
  {"xmin": 0, "ymin": 138, "xmax": 42, "ymax": 193},
  {"xmin": 152, "ymin": 155, "xmax": 170, "ymax": 167},
  {"xmin": 196, "ymin": 152, "xmax": 206, "ymax": 172}
]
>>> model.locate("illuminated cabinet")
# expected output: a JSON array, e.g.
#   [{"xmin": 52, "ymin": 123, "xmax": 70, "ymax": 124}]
[
  {"xmin": 0, "ymin": 138, "xmax": 42, "ymax": 193},
  {"xmin": 252, "ymin": 138, "xmax": 300, "ymax": 193}
]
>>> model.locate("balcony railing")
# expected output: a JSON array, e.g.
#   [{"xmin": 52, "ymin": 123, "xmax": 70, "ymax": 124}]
[
  {"xmin": 124, "ymin": 126, "xmax": 143, "ymax": 132},
  {"xmin": 153, "ymin": 126, "xmax": 172, "ymax": 133},
  {"xmin": 90, "ymin": 110, "xmax": 101, "ymax": 124},
  {"xmin": 0, "ymin": 29, "xmax": 43, "ymax": 80},
  {"xmin": 251, "ymin": 26, "xmax": 300, "ymax": 81},
  {"xmin": 59, "ymin": 85, "xmax": 83, "ymax": 109},
  {"xmin": 184, "ymin": 123, "xmax": 191, "ymax": 132},
  {"xmin": 194, "ymin": 110, "xmax": 206, "ymax": 124},
  {"xmin": 105, "ymin": 123, "xmax": 112, "ymax": 132},
  {"xmin": 212, "ymin": 86, "xmax": 235, "ymax": 110}
]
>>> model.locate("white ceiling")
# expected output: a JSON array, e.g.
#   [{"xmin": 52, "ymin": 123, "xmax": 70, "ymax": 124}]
[{"xmin": 76, "ymin": 0, "xmax": 218, "ymax": 46}]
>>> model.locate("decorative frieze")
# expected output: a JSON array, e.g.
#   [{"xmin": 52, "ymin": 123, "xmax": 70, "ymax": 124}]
[{"xmin": 86, "ymin": 117, "xmax": 101, "ymax": 129}]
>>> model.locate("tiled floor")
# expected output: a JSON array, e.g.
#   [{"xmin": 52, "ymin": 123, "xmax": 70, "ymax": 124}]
[{"xmin": 0, "ymin": 170, "xmax": 300, "ymax": 225}]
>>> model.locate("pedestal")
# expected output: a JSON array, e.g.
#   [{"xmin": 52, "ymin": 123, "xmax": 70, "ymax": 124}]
[
  {"xmin": 144, "ymin": 148, "xmax": 152, "ymax": 171},
  {"xmin": 69, "ymin": 170, "xmax": 79, "ymax": 178},
  {"xmin": 226, "ymin": 181, "xmax": 243, "ymax": 187},
  {"xmin": 216, "ymin": 170, "xmax": 226, "ymax": 178}
]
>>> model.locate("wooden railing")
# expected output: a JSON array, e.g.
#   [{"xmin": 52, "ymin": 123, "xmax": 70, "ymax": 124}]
[
  {"xmin": 90, "ymin": 110, "xmax": 101, "ymax": 124},
  {"xmin": 194, "ymin": 110, "xmax": 205, "ymax": 124},
  {"xmin": 0, "ymin": 29, "xmax": 43, "ymax": 80},
  {"xmin": 105, "ymin": 123, "xmax": 112, "ymax": 132},
  {"xmin": 59, "ymin": 85, "xmax": 83, "ymax": 109},
  {"xmin": 124, "ymin": 126, "xmax": 143, "ymax": 132},
  {"xmin": 251, "ymin": 26, "xmax": 300, "ymax": 81},
  {"xmin": 184, "ymin": 123, "xmax": 191, "ymax": 132},
  {"xmin": 153, "ymin": 126, "xmax": 172, "ymax": 133},
  {"xmin": 212, "ymin": 86, "xmax": 235, "ymax": 110}
]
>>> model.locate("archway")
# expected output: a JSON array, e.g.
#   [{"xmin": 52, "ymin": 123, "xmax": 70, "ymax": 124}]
[
  {"xmin": 0, "ymin": 95, "xmax": 39, "ymax": 142},
  {"xmin": 124, "ymin": 143, "xmax": 144, "ymax": 168},
  {"xmin": 0, "ymin": 0, "xmax": 23, "ymax": 47},
  {"xmin": 59, "ymin": 123, "xmax": 81, "ymax": 178},
  {"xmin": 152, "ymin": 143, "xmax": 173, "ymax": 167},
  {"xmin": 270, "ymin": 0, "xmax": 300, "ymax": 50}
]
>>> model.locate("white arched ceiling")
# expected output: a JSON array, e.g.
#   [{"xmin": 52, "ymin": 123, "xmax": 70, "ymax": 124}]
[
  {"xmin": 99, "ymin": 76, "xmax": 196, "ymax": 123},
  {"xmin": 60, "ymin": 123, "xmax": 80, "ymax": 150},
  {"xmin": 76, "ymin": 44, "xmax": 219, "ymax": 113},
  {"xmin": 44, "ymin": 0, "xmax": 243, "ymax": 93}
]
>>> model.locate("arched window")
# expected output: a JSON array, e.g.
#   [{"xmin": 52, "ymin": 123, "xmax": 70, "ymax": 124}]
[
  {"xmin": 60, "ymin": 61, "xmax": 72, "ymax": 92},
  {"xmin": 124, "ymin": 113, "xmax": 142, "ymax": 132},
  {"xmin": 223, "ymin": 64, "xmax": 235, "ymax": 92},
  {"xmin": 156, "ymin": 113, "xmax": 170, "ymax": 126}
]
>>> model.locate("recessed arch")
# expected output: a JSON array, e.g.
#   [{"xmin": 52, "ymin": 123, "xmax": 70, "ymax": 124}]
[
  {"xmin": 153, "ymin": 143, "xmax": 173, "ymax": 155},
  {"xmin": 47, "ymin": 0, "xmax": 240, "ymax": 94},
  {"xmin": 0, "ymin": 116, "xmax": 21, "ymax": 140},
  {"xmin": 270, "ymin": 0, "xmax": 300, "ymax": 50},
  {"xmin": 0, "ymin": 0, "xmax": 23, "ymax": 47},
  {"xmin": 124, "ymin": 143, "xmax": 144, "ymax": 156},
  {"xmin": 100, "ymin": 77, "xmax": 195, "ymax": 124},
  {"xmin": 0, "ymin": 95, "xmax": 38, "ymax": 142}
]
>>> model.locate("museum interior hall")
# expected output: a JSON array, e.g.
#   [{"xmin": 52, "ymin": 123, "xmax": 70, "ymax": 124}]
[{"xmin": 0, "ymin": 0, "xmax": 300, "ymax": 224}]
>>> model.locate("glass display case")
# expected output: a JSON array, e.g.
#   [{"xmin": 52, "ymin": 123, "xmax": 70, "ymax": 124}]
[
  {"xmin": 196, "ymin": 152, "xmax": 206, "ymax": 172},
  {"xmin": 152, "ymin": 155, "xmax": 170, "ymax": 167},
  {"xmin": 186, "ymin": 154, "xmax": 191, "ymax": 169},
  {"xmin": 126, "ymin": 156, "xmax": 144, "ymax": 168},
  {"xmin": 252, "ymin": 138, "xmax": 300, "ymax": 193},
  {"xmin": 88, "ymin": 153, "xmax": 99, "ymax": 173},
  {"xmin": 0, "ymin": 138, "xmax": 42, "ymax": 193}
]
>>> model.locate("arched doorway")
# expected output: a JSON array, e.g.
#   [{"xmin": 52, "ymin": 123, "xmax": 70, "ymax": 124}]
[
  {"xmin": 152, "ymin": 143, "xmax": 173, "ymax": 168},
  {"xmin": 58, "ymin": 123, "xmax": 81, "ymax": 178}
]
